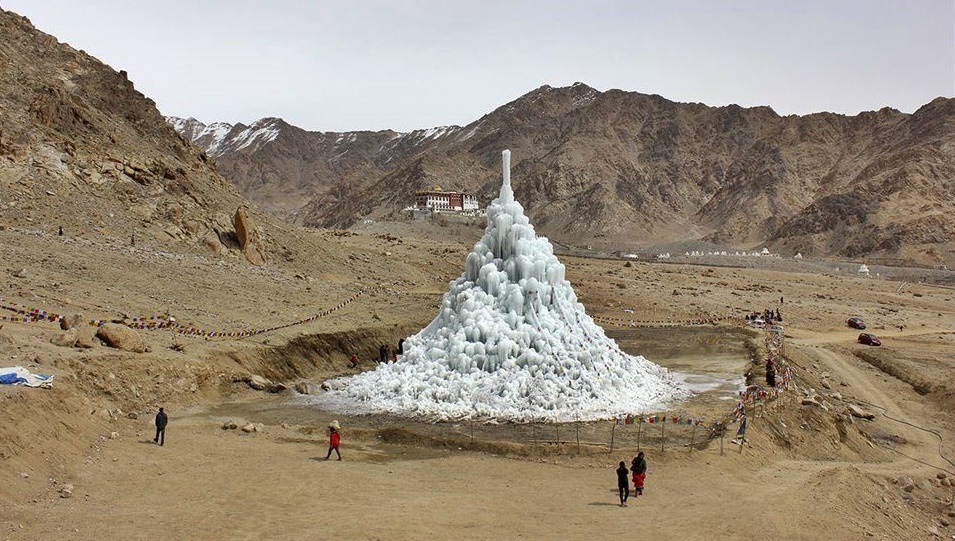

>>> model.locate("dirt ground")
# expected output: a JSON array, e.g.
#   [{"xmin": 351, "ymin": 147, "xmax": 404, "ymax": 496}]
[{"xmin": 1, "ymin": 221, "xmax": 954, "ymax": 540}]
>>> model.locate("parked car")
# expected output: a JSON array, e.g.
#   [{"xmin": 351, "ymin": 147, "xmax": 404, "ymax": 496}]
[
  {"xmin": 847, "ymin": 317, "xmax": 866, "ymax": 330},
  {"xmin": 858, "ymin": 333, "xmax": 881, "ymax": 346}
]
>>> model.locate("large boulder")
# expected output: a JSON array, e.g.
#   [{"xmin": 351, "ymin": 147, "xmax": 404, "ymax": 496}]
[
  {"xmin": 95, "ymin": 323, "xmax": 146, "ymax": 353},
  {"xmin": 246, "ymin": 374, "xmax": 271, "ymax": 391},
  {"xmin": 233, "ymin": 207, "xmax": 266, "ymax": 266}
]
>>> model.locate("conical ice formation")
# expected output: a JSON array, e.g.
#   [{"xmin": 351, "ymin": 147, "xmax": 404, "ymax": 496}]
[{"xmin": 317, "ymin": 150, "xmax": 689, "ymax": 422}]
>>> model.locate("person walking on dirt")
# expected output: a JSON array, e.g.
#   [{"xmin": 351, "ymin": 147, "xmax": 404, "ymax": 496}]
[
  {"xmin": 616, "ymin": 461, "xmax": 630, "ymax": 507},
  {"xmin": 349, "ymin": 353, "xmax": 359, "ymax": 369},
  {"xmin": 154, "ymin": 407, "xmax": 168, "ymax": 446},
  {"xmin": 378, "ymin": 344, "xmax": 387, "ymax": 364},
  {"xmin": 631, "ymin": 452, "xmax": 647, "ymax": 496},
  {"xmin": 325, "ymin": 420, "xmax": 342, "ymax": 461}
]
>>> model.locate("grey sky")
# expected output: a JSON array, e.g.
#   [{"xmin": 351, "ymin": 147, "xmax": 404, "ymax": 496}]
[{"xmin": 4, "ymin": 0, "xmax": 953, "ymax": 132}]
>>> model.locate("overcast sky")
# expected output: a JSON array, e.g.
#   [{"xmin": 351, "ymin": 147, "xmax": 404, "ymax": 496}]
[{"xmin": 4, "ymin": 0, "xmax": 954, "ymax": 132}]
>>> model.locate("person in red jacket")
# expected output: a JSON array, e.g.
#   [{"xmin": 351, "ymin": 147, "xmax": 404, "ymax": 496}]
[{"xmin": 325, "ymin": 420, "xmax": 342, "ymax": 460}]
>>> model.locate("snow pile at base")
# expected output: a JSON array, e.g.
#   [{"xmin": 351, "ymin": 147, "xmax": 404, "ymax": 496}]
[{"xmin": 315, "ymin": 150, "xmax": 689, "ymax": 422}]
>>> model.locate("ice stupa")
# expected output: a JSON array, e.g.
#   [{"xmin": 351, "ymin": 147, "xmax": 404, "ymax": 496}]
[{"xmin": 317, "ymin": 150, "xmax": 688, "ymax": 422}]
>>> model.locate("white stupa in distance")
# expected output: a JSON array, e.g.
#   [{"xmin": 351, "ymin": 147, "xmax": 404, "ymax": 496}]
[{"xmin": 317, "ymin": 150, "xmax": 688, "ymax": 422}]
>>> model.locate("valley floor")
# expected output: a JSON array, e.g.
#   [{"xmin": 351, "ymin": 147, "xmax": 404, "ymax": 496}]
[{"xmin": 1, "ymin": 226, "xmax": 954, "ymax": 540}]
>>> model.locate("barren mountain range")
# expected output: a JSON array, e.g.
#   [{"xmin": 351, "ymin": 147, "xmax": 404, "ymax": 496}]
[
  {"xmin": 171, "ymin": 85, "xmax": 955, "ymax": 267},
  {"xmin": 2, "ymin": 1, "xmax": 951, "ymax": 269}
]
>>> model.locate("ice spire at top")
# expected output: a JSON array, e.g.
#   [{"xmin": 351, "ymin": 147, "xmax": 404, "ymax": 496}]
[
  {"xmin": 500, "ymin": 149, "xmax": 514, "ymax": 203},
  {"xmin": 318, "ymin": 150, "xmax": 688, "ymax": 423}
]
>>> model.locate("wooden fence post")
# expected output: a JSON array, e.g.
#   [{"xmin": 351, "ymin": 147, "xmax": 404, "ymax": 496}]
[
  {"xmin": 610, "ymin": 421, "xmax": 616, "ymax": 453},
  {"xmin": 660, "ymin": 419, "xmax": 666, "ymax": 452},
  {"xmin": 575, "ymin": 418, "xmax": 580, "ymax": 454}
]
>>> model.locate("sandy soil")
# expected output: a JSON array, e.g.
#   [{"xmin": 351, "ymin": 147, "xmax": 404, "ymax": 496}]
[{"xmin": 1, "ymin": 222, "xmax": 954, "ymax": 540}]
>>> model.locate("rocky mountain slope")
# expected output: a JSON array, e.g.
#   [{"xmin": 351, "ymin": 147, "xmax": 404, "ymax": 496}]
[
  {"xmin": 172, "ymin": 85, "xmax": 955, "ymax": 266},
  {"xmin": 0, "ymin": 8, "xmax": 319, "ymax": 266}
]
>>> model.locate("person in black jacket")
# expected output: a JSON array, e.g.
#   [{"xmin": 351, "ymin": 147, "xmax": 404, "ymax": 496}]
[
  {"xmin": 154, "ymin": 407, "xmax": 168, "ymax": 446},
  {"xmin": 616, "ymin": 461, "xmax": 630, "ymax": 507}
]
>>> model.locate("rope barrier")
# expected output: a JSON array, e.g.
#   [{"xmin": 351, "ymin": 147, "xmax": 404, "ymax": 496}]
[
  {"xmin": 1, "ymin": 287, "xmax": 368, "ymax": 339},
  {"xmin": 592, "ymin": 312, "xmax": 736, "ymax": 328}
]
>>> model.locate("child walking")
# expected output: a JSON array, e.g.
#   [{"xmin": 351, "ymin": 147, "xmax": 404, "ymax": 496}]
[{"xmin": 325, "ymin": 420, "xmax": 342, "ymax": 461}]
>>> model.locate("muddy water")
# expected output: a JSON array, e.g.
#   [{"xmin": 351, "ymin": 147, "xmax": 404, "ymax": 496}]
[{"xmin": 607, "ymin": 326, "xmax": 755, "ymax": 406}]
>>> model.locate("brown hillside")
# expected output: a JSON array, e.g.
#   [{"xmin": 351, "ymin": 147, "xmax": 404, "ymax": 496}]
[{"xmin": 175, "ymin": 84, "xmax": 955, "ymax": 267}]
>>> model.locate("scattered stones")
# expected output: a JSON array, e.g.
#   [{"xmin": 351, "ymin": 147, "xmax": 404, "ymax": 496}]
[
  {"xmin": 222, "ymin": 420, "xmax": 238, "ymax": 430},
  {"xmin": 74, "ymin": 329, "xmax": 96, "ymax": 349},
  {"xmin": 240, "ymin": 423, "xmax": 256, "ymax": 433},
  {"xmin": 109, "ymin": 431, "xmax": 119, "ymax": 439},
  {"xmin": 59, "ymin": 484, "xmax": 74, "ymax": 498},
  {"xmin": 296, "ymin": 381, "xmax": 323, "ymax": 395},
  {"xmin": 801, "ymin": 397, "xmax": 822, "ymax": 408},
  {"xmin": 937, "ymin": 472, "xmax": 947, "ymax": 479},
  {"xmin": 269, "ymin": 382, "xmax": 287, "ymax": 393},
  {"xmin": 13, "ymin": 268, "xmax": 27, "ymax": 278},
  {"xmin": 59, "ymin": 313, "xmax": 85, "ymax": 330},
  {"xmin": 821, "ymin": 379, "xmax": 832, "ymax": 390},
  {"xmin": 95, "ymin": 323, "xmax": 146, "ymax": 353},
  {"xmin": 848, "ymin": 404, "xmax": 876, "ymax": 420},
  {"xmin": 127, "ymin": 412, "xmax": 138, "ymax": 420},
  {"xmin": 50, "ymin": 328, "xmax": 79, "ymax": 348},
  {"xmin": 20, "ymin": 472, "xmax": 28, "ymax": 478},
  {"xmin": 898, "ymin": 476, "xmax": 915, "ymax": 492},
  {"xmin": 246, "ymin": 374, "xmax": 271, "ymax": 391}
]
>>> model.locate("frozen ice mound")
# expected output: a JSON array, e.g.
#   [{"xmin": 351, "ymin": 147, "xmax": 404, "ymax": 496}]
[{"xmin": 315, "ymin": 150, "xmax": 689, "ymax": 422}]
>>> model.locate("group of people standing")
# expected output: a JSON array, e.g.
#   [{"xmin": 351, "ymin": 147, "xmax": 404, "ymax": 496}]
[
  {"xmin": 615, "ymin": 451, "xmax": 648, "ymax": 507},
  {"xmin": 349, "ymin": 338, "xmax": 405, "ymax": 368}
]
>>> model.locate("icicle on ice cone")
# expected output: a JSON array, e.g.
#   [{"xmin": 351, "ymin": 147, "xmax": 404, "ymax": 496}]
[{"xmin": 317, "ymin": 150, "xmax": 688, "ymax": 422}]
